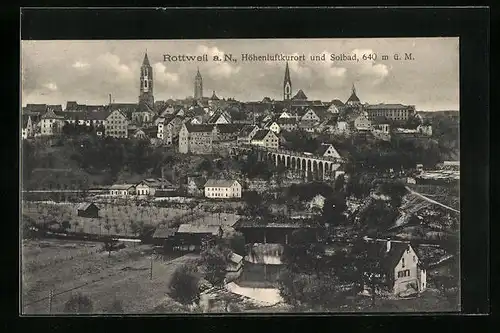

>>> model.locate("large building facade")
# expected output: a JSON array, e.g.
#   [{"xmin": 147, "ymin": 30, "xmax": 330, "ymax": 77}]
[
  {"xmin": 178, "ymin": 123, "xmax": 216, "ymax": 154},
  {"xmin": 364, "ymin": 104, "xmax": 416, "ymax": 122}
]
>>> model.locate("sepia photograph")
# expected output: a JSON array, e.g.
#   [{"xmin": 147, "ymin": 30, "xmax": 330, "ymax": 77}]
[{"xmin": 20, "ymin": 37, "xmax": 460, "ymax": 314}]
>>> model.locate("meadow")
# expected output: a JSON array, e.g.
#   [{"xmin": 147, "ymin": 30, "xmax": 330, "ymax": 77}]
[{"xmin": 22, "ymin": 201, "xmax": 192, "ymax": 237}]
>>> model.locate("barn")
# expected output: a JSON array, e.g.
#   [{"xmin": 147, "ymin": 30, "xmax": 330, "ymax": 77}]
[{"xmin": 76, "ymin": 203, "xmax": 100, "ymax": 218}]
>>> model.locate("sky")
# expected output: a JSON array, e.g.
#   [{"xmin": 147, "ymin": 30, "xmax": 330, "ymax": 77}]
[{"xmin": 21, "ymin": 38, "xmax": 459, "ymax": 111}]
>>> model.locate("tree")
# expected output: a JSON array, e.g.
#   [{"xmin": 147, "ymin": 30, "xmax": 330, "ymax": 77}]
[
  {"xmin": 168, "ymin": 263, "xmax": 201, "ymax": 305},
  {"xmin": 322, "ymin": 192, "xmax": 347, "ymax": 225},
  {"xmin": 351, "ymin": 243, "xmax": 391, "ymax": 307},
  {"xmin": 278, "ymin": 268, "xmax": 341, "ymax": 310},
  {"xmin": 281, "ymin": 228, "xmax": 325, "ymax": 275},
  {"xmin": 200, "ymin": 244, "xmax": 231, "ymax": 286},
  {"xmin": 357, "ymin": 199, "xmax": 399, "ymax": 233},
  {"xmin": 226, "ymin": 231, "xmax": 246, "ymax": 256},
  {"xmin": 64, "ymin": 293, "xmax": 93, "ymax": 314},
  {"xmin": 61, "ymin": 220, "xmax": 71, "ymax": 232},
  {"xmin": 242, "ymin": 191, "xmax": 270, "ymax": 217}
]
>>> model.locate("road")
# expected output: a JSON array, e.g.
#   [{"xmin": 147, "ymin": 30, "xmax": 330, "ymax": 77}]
[{"xmin": 404, "ymin": 186, "xmax": 460, "ymax": 213}]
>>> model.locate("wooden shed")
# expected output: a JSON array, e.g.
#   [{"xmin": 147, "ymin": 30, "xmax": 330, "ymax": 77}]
[{"xmin": 76, "ymin": 203, "xmax": 100, "ymax": 218}]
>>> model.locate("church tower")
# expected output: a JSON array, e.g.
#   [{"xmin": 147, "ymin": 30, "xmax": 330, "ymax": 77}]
[
  {"xmin": 194, "ymin": 67, "xmax": 203, "ymax": 100},
  {"xmin": 139, "ymin": 51, "xmax": 154, "ymax": 108},
  {"xmin": 283, "ymin": 61, "xmax": 292, "ymax": 101},
  {"xmin": 346, "ymin": 83, "xmax": 361, "ymax": 107}
]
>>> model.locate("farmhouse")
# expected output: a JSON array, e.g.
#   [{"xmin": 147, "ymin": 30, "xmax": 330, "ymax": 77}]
[
  {"xmin": 315, "ymin": 143, "xmax": 342, "ymax": 159},
  {"xmin": 204, "ymin": 179, "xmax": 242, "ymax": 199},
  {"xmin": 76, "ymin": 203, "xmax": 100, "ymax": 218},
  {"xmin": 109, "ymin": 184, "xmax": 135, "ymax": 196},
  {"xmin": 363, "ymin": 239, "xmax": 427, "ymax": 297}
]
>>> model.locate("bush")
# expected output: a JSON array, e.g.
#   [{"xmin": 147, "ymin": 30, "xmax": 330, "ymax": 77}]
[
  {"xmin": 64, "ymin": 293, "xmax": 93, "ymax": 314},
  {"xmin": 168, "ymin": 264, "xmax": 201, "ymax": 305}
]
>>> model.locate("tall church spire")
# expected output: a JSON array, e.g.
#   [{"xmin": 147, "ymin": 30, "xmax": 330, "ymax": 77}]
[
  {"xmin": 139, "ymin": 51, "xmax": 154, "ymax": 108},
  {"xmin": 142, "ymin": 50, "xmax": 150, "ymax": 66},
  {"xmin": 194, "ymin": 67, "xmax": 203, "ymax": 100},
  {"xmin": 283, "ymin": 61, "xmax": 292, "ymax": 101}
]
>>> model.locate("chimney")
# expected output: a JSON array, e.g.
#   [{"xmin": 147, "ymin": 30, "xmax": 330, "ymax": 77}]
[
  {"xmin": 386, "ymin": 238, "xmax": 391, "ymax": 253},
  {"xmin": 109, "ymin": 94, "xmax": 112, "ymax": 105}
]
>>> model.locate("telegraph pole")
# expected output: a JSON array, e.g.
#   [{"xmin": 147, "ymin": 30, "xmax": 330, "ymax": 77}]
[
  {"xmin": 48, "ymin": 289, "xmax": 53, "ymax": 314},
  {"xmin": 150, "ymin": 252, "xmax": 154, "ymax": 280}
]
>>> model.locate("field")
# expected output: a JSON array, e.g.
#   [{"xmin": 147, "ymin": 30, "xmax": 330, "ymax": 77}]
[
  {"xmin": 22, "ymin": 201, "xmax": 192, "ymax": 237},
  {"xmin": 22, "ymin": 239, "xmax": 200, "ymax": 314}
]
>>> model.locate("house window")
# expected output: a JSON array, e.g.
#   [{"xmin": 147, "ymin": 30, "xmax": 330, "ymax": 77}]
[
  {"xmin": 413, "ymin": 255, "xmax": 416, "ymax": 262},
  {"xmin": 402, "ymin": 258, "xmax": 405, "ymax": 268}
]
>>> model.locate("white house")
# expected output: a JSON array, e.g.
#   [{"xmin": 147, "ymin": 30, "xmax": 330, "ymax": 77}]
[
  {"xmin": 279, "ymin": 110, "xmax": 293, "ymax": 118},
  {"xmin": 316, "ymin": 143, "xmax": 342, "ymax": 159},
  {"xmin": 267, "ymin": 121, "xmax": 281, "ymax": 134},
  {"xmin": 204, "ymin": 179, "xmax": 242, "ymax": 199},
  {"xmin": 363, "ymin": 239, "xmax": 427, "ymax": 297},
  {"xmin": 109, "ymin": 184, "xmax": 135, "ymax": 196}
]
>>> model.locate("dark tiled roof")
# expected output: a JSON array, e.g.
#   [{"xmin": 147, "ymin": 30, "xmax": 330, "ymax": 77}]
[
  {"xmin": 216, "ymin": 123, "xmax": 242, "ymax": 134},
  {"xmin": 238, "ymin": 125, "xmax": 258, "ymax": 138},
  {"xmin": 364, "ymin": 240, "xmax": 412, "ymax": 272},
  {"xmin": 292, "ymin": 89, "xmax": 308, "ymax": 100},
  {"xmin": 331, "ymin": 99, "xmax": 345, "ymax": 107},
  {"xmin": 25, "ymin": 104, "xmax": 48, "ymax": 113},
  {"xmin": 365, "ymin": 103, "xmax": 413, "ymax": 110},
  {"xmin": 77, "ymin": 202, "xmax": 99, "ymax": 211},
  {"xmin": 210, "ymin": 91, "xmax": 220, "ymax": 100},
  {"xmin": 347, "ymin": 91, "xmax": 360, "ymax": 103},
  {"xmin": 204, "ymin": 179, "xmax": 238, "ymax": 188},
  {"xmin": 185, "ymin": 123, "xmax": 215, "ymax": 133},
  {"xmin": 252, "ymin": 129, "xmax": 272, "ymax": 141},
  {"xmin": 153, "ymin": 225, "xmax": 178, "ymax": 239},
  {"xmin": 188, "ymin": 176, "xmax": 207, "ymax": 188}
]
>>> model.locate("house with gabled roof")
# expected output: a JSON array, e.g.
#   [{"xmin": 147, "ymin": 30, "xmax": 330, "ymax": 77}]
[
  {"xmin": 237, "ymin": 125, "xmax": 259, "ymax": 145},
  {"xmin": 251, "ymin": 129, "xmax": 279, "ymax": 150},
  {"xmin": 276, "ymin": 117, "xmax": 298, "ymax": 132},
  {"xmin": 21, "ymin": 115, "xmax": 35, "ymax": 139},
  {"xmin": 316, "ymin": 143, "xmax": 342, "ymax": 159},
  {"xmin": 208, "ymin": 110, "xmax": 231, "ymax": 124},
  {"xmin": 360, "ymin": 238, "xmax": 427, "ymax": 297},
  {"xmin": 38, "ymin": 108, "xmax": 66, "ymax": 136},
  {"xmin": 204, "ymin": 179, "xmax": 242, "ymax": 199},
  {"xmin": 77, "ymin": 202, "xmax": 100, "ymax": 218},
  {"xmin": 109, "ymin": 184, "xmax": 136, "ymax": 196}
]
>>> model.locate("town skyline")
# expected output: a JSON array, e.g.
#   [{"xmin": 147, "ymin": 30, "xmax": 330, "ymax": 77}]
[{"xmin": 22, "ymin": 38, "xmax": 459, "ymax": 111}]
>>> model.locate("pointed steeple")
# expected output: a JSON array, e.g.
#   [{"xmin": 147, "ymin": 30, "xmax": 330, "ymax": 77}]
[
  {"xmin": 283, "ymin": 61, "xmax": 292, "ymax": 101},
  {"xmin": 142, "ymin": 51, "xmax": 150, "ymax": 67},
  {"xmin": 196, "ymin": 67, "xmax": 202, "ymax": 78},
  {"xmin": 284, "ymin": 61, "xmax": 291, "ymax": 82},
  {"xmin": 352, "ymin": 83, "xmax": 356, "ymax": 95}
]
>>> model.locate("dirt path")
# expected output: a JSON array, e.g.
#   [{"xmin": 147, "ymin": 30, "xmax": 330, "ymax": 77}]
[{"xmin": 405, "ymin": 186, "xmax": 460, "ymax": 213}]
